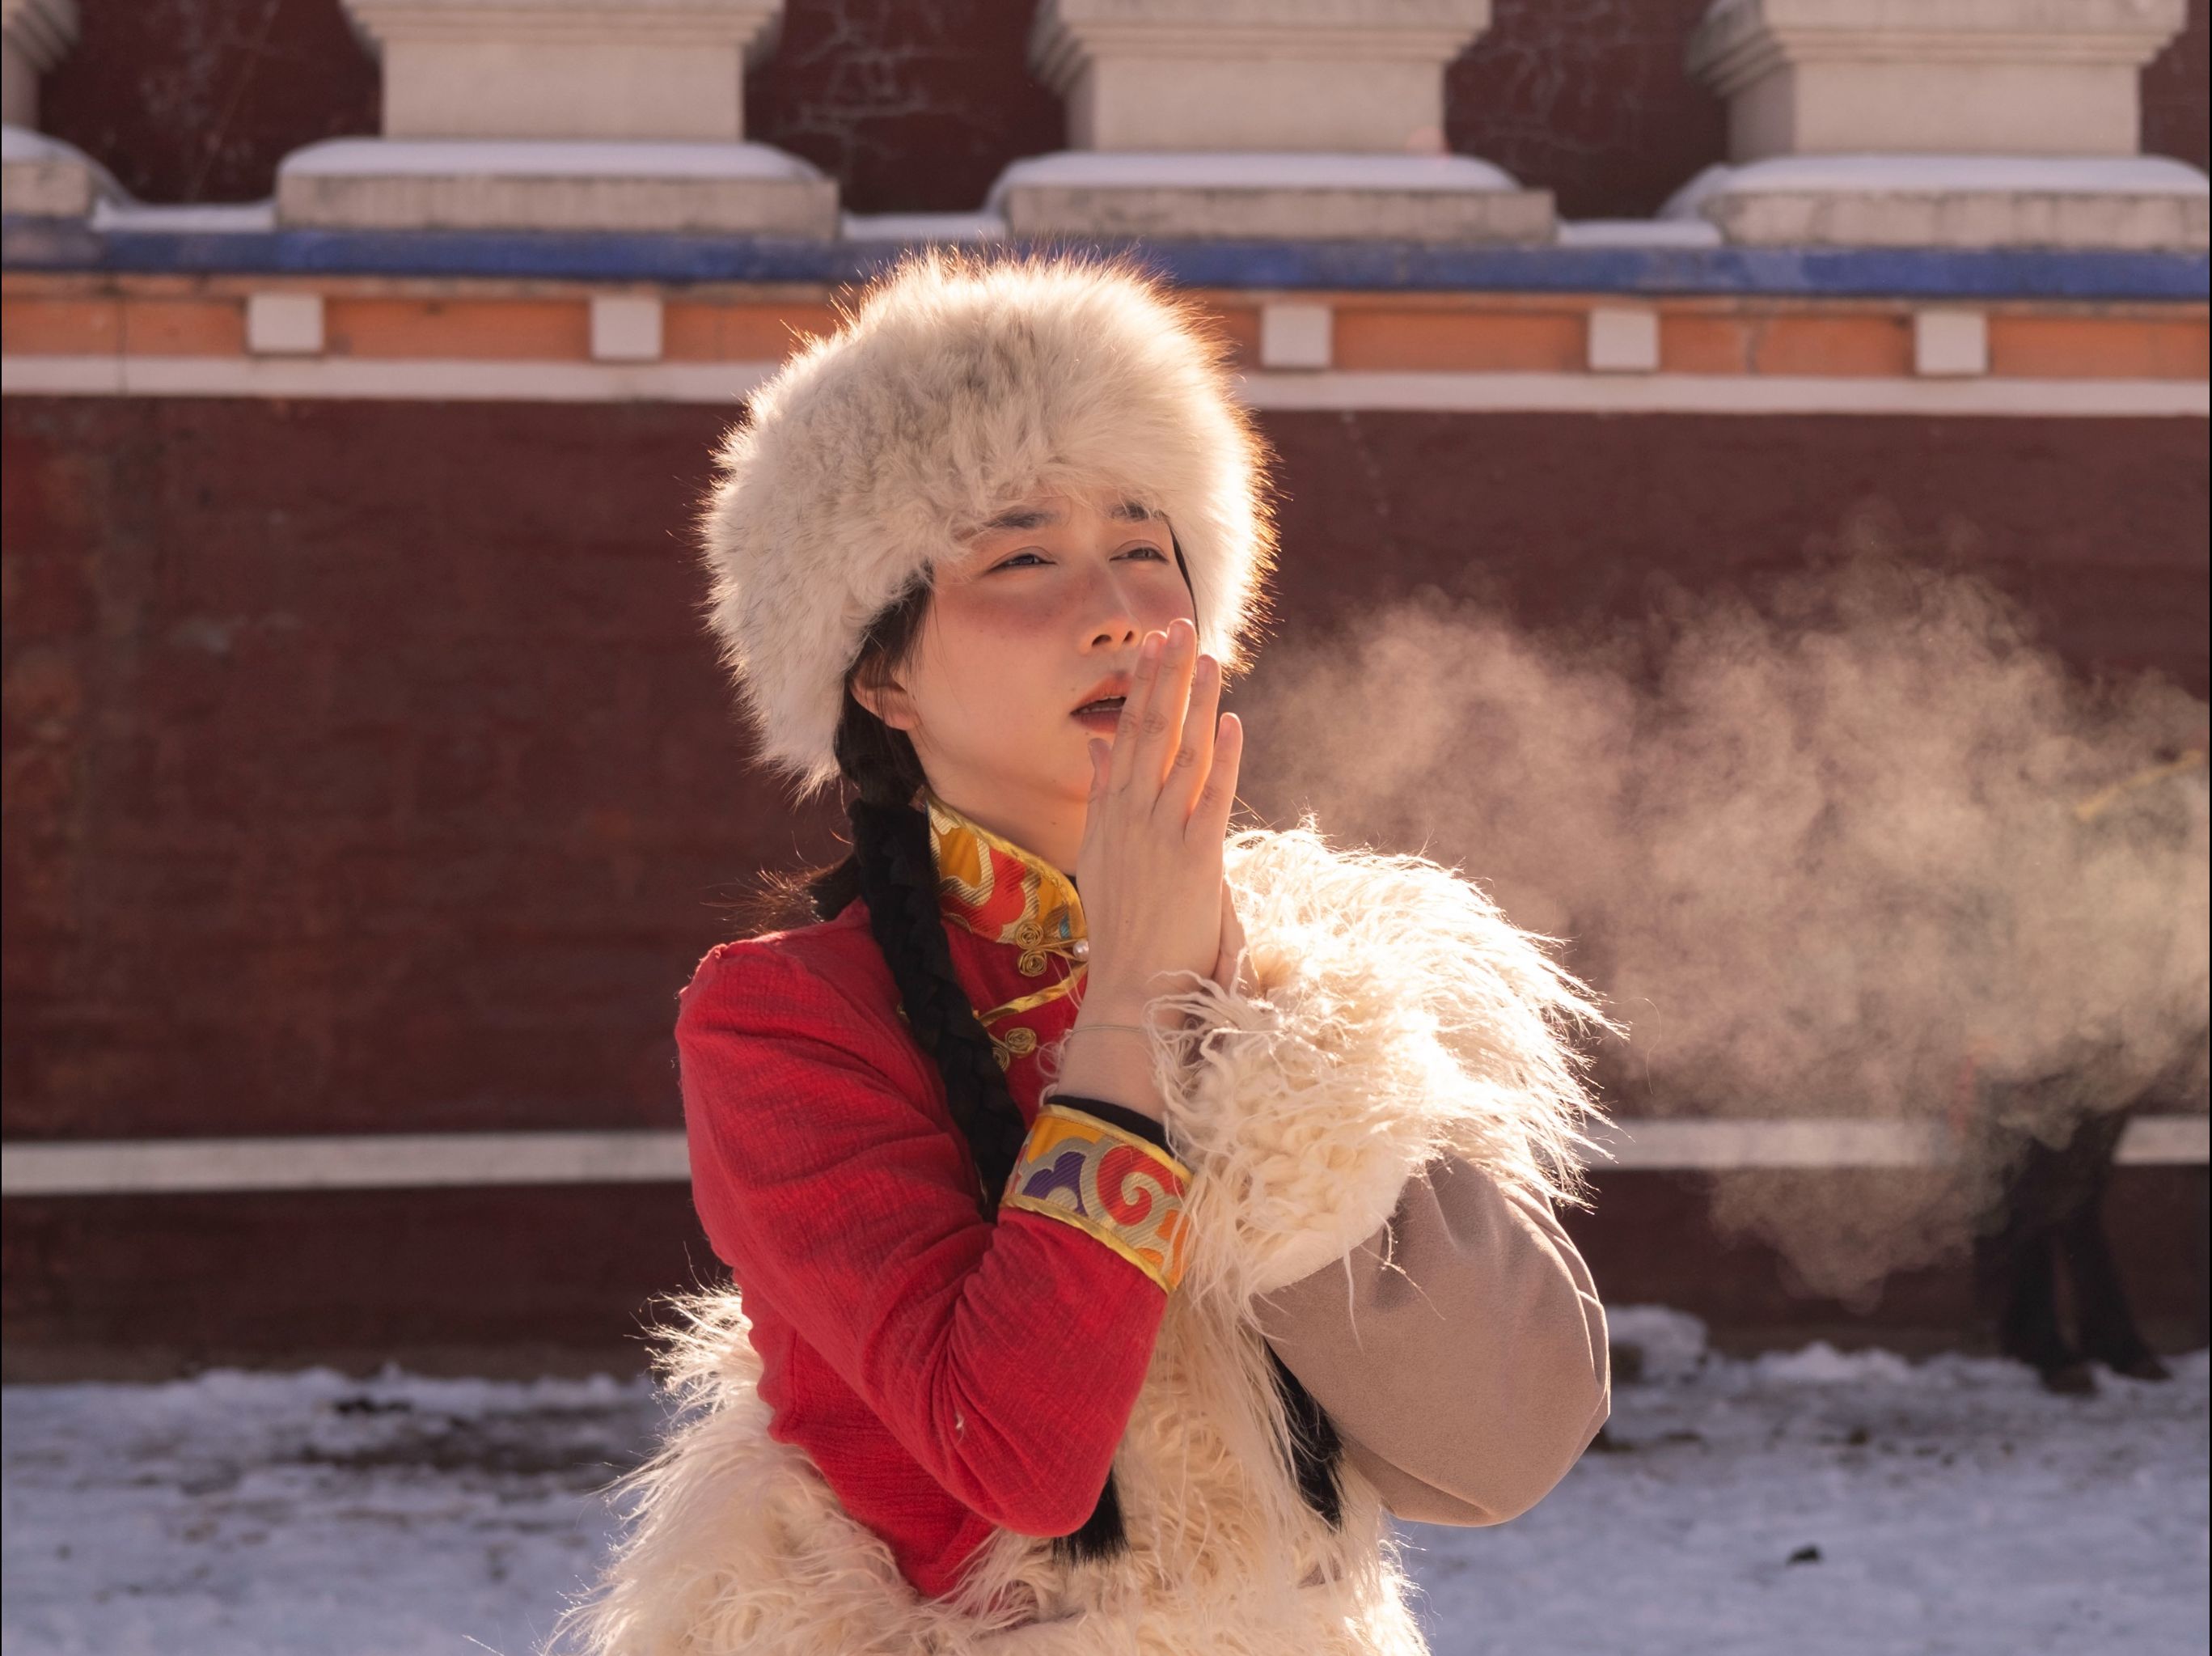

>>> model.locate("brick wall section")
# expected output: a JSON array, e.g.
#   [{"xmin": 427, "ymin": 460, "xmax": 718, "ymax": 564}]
[
  {"xmin": 39, "ymin": 0, "xmax": 379, "ymax": 205},
  {"xmin": 5, "ymin": 396, "xmax": 2206, "ymax": 1373},
  {"xmin": 1444, "ymin": 0, "xmax": 1728, "ymax": 221},
  {"xmin": 1, "ymin": 398, "xmax": 840, "ymax": 1141},
  {"xmin": 36, "ymin": 0, "xmax": 2206, "ymax": 211},
  {"xmin": 5, "ymin": 398, "xmax": 2206, "ymax": 1148}
]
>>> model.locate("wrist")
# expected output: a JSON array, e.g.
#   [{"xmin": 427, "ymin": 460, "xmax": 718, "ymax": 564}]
[{"xmin": 1076, "ymin": 989, "xmax": 1185, "ymax": 1031}]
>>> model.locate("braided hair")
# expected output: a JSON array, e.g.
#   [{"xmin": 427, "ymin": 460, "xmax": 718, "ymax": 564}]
[{"xmin": 760, "ymin": 551, "xmax": 1340, "ymax": 1565}]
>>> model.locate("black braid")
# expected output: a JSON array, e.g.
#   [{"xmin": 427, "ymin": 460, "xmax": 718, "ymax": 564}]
[{"xmin": 794, "ymin": 672, "xmax": 1127, "ymax": 1562}]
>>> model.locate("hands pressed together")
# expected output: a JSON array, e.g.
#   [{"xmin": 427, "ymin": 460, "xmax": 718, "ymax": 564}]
[{"xmin": 1076, "ymin": 616, "xmax": 1251, "ymax": 1023}]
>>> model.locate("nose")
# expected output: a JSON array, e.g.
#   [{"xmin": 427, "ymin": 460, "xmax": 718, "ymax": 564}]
[{"xmin": 1083, "ymin": 570, "xmax": 1143, "ymax": 650}]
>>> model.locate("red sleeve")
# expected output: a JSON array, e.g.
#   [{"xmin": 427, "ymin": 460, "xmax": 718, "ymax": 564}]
[{"xmin": 677, "ymin": 939, "xmax": 1174, "ymax": 1539}]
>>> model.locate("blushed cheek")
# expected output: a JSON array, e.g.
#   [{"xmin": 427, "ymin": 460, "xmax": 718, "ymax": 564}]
[{"xmin": 931, "ymin": 599, "xmax": 1064, "ymax": 718}]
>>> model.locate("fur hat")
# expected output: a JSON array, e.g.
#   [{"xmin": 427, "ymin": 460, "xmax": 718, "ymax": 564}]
[{"xmin": 697, "ymin": 250, "xmax": 1279, "ymax": 802}]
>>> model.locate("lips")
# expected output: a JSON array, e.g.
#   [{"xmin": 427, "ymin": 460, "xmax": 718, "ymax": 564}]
[{"xmin": 1070, "ymin": 671, "xmax": 1134, "ymax": 715}]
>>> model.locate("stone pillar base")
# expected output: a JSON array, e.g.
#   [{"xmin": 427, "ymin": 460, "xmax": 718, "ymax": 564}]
[
  {"xmin": 275, "ymin": 139, "xmax": 839, "ymax": 237},
  {"xmin": 986, "ymin": 152, "xmax": 1553, "ymax": 244},
  {"xmin": 1664, "ymin": 155, "xmax": 2210, "ymax": 250},
  {"xmin": 2, "ymin": 124, "xmax": 118, "ymax": 217}
]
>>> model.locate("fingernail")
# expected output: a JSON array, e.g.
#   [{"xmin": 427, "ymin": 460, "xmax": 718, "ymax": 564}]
[{"xmin": 1141, "ymin": 633, "xmax": 1164, "ymax": 661}]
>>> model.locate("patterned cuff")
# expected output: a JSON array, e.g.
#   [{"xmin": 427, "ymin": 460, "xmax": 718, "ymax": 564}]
[{"xmin": 1002, "ymin": 1102, "xmax": 1195, "ymax": 1293}]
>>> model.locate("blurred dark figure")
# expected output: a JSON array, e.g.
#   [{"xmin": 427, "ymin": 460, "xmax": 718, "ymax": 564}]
[
  {"xmin": 1968, "ymin": 739, "xmax": 2208, "ymax": 1396},
  {"xmin": 1969, "ymin": 1093, "xmax": 2182, "ymax": 1395}
]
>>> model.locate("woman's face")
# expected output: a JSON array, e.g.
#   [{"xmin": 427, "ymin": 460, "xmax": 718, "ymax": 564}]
[{"xmin": 856, "ymin": 490, "xmax": 1197, "ymax": 856}]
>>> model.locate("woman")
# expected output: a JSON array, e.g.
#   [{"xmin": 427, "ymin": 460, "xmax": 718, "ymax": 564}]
[{"xmin": 555, "ymin": 252, "xmax": 1614, "ymax": 1656}]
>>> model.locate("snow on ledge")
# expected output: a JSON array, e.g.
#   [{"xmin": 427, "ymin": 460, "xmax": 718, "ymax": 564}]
[
  {"xmin": 986, "ymin": 149, "xmax": 1526, "ymax": 205},
  {"xmin": 1664, "ymin": 154, "xmax": 2212, "ymax": 219},
  {"xmin": 841, "ymin": 210, "xmax": 1007, "ymax": 243},
  {"xmin": 90, "ymin": 198, "xmax": 278, "ymax": 234},
  {"xmin": 1559, "ymin": 218, "xmax": 1725, "ymax": 248},
  {"xmin": 2, "ymin": 125, "xmax": 81, "ymax": 165},
  {"xmin": 277, "ymin": 138, "xmax": 828, "ymax": 184}
]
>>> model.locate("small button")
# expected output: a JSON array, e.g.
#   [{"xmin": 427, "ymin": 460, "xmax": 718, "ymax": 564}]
[{"xmin": 1070, "ymin": 938, "xmax": 1089, "ymax": 961}]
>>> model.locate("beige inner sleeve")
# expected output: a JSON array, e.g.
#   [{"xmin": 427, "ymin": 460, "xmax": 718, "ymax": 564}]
[{"xmin": 1253, "ymin": 1155, "xmax": 1611, "ymax": 1527}]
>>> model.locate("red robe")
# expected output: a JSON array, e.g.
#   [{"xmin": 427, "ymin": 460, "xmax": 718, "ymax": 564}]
[{"xmin": 678, "ymin": 791, "xmax": 1165, "ymax": 1599}]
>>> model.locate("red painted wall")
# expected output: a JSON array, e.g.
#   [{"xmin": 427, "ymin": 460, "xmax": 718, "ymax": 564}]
[
  {"xmin": 5, "ymin": 397, "xmax": 2206, "ymax": 1145},
  {"xmin": 4, "ymin": 396, "xmax": 2206, "ymax": 1371}
]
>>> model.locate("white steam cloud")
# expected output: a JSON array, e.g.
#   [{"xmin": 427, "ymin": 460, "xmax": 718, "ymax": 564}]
[{"xmin": 1233, "ymin": 528, "xmax": 2209, "ymax": 1303}]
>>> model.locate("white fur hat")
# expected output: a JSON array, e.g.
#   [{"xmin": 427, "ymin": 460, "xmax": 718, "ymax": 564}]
[{"xmin": 697, "ymin": 250, "xmax": 1278, "ymax": 801}]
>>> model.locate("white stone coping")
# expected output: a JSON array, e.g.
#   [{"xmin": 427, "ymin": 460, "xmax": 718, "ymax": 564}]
[
  {"xmin": 984, "ymin": 148, "xmax": 1526, "ymax": 210},
  {"xmin": 1690, "ymin": 0, "xmax": 2191, "ymax": 82},
  {"xmin": 277, "ymin": 137, "xmax": 829, "ymax": 184},
  {"xmin": 1664, "ymin": 153, "xmax": 2212, "ymax": 220},
  {"xmin": 340, "ymin": 0, "xmax": 785, "ymax": 48}
]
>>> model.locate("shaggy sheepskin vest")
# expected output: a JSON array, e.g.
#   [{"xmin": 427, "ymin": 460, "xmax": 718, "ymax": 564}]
[{"xmin": 552, "ymin": 816, "xmax": 1604, "ymax": 1656}]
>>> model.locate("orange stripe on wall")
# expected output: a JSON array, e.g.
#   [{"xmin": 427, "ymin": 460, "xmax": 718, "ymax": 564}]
[
  {"xmin": 661, "ymin": 303, "xmax": 839, "ymax": 362},
  {"xmin": 1665, "ymin": 314, "xmax": 1914, "ymax": 377},
  {"xmin": 122, "ymin": 299, "xmax": 247, "ymax": 357},
  {"xmin": 1334, "ymin": 309, "xmax": 1585, "ymax": 373},
  {"xmin": 1, "ymin": 298, "xmax": 122, "ymax": 355},
  {"xmin": 1198, "ymin": 305, "xmax": 1261, "ymax": 368},
  {"xmin": 324, "ymin": 299, "xmax": 592, "ymax": 360},
  {"xmin": 1990, "ymin": 316, "xmax": 2212, "ymax": 380}
]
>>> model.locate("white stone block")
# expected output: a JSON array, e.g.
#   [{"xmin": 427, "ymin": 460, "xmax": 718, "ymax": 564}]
[
  {"xmin": 987, "ymin": 151, "xmax": 1553, "ymax": 244},
  {"xmin": 591, "ymin": 294, "xmax": 665, "ymax": 362},
  {"xmin": 246, "ymin": 292, "xmax": 326, "ymax": 357},
  {"xmin": 2, "ymin": 0, "xmax": 75, "ymax": 128},
  {"xmin": 276, "ymin": 138, "xmax": 840, "ymax": 237},
  {"xmin": 1587, "ymin": 306, "xmax": 1660, "ymax": 374},
  {"xmin": 1687, "ymin": 0, "xmax": 2190, "ymax": 161},
  {"xmin": 1258, "ymin": 303, "xmax": 1332, "ymax": 371},
  {"xmin": 340, "ymin": 0, "xmax": 785, "ymax": 142},
  {"xmin": 1030, "ymin": 0, "xmax": 1491, "ymax": 155},
  {"xmin": 1, "ymin": 123, "xmax": 116, "ymax": 216},
  {"xmin": 1914, "ymin": 310, "xmax": 1989, "ymax": 378},
  {"xmin": 1664, "ymin": 154, "xmax": 2210, "ymax": 250}
]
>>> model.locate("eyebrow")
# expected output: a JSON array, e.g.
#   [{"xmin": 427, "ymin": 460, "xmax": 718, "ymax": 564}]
[{"xmin": 981, "ymin": 500, "xmax": 1157, "ymax": 532}]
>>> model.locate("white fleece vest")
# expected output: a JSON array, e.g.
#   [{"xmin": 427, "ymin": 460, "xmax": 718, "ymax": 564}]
[{"xmin": 550, "ymin": 824, "xmax": 1609, "ymax": 1656}]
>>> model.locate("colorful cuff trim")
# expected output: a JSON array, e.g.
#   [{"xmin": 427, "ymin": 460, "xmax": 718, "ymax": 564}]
[{"xmin": 1002, "ymin": 1102, "xmax": 1194, "ymax": 1294}]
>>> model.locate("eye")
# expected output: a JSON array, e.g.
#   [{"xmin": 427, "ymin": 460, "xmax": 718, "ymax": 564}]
[
  {"xmin": 1123, "ymin": 544, "xmax": 1169, "ymax": 561},
  {"xmin": 992, "ymin": 550, "xmax": 1047, "ymax": 571}
]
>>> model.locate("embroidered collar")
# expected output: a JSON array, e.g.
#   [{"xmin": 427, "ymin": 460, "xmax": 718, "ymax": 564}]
[
  {"xmin": 923, "ymin": 787, "xmax": 1088, "ymax": 964},
  {"xmin": 922, "ymin": 790, "xmax": 1094, "ymax": 1069}
]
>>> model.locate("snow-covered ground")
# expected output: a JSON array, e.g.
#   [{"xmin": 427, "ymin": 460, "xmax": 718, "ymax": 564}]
[{"xmin": 3, "ymin": 1308, "xmax": 2206, "ymax": 1656}]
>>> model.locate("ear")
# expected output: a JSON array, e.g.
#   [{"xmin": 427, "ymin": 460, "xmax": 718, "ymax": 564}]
[{"xmin": 852, "ymin": 671, "xmax": 920, "ymax": 732}]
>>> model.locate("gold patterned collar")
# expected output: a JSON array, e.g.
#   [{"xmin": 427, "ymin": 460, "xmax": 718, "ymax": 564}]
[
  {"xmin": 923, "ymin": 789, "xmax": 1090, "ymax": 1062},
  {"xmin": 924, "ymin": 788, "xmax": 1089, "ymax": 963}
]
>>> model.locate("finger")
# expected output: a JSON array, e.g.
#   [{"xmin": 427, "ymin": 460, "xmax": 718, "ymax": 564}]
[
  {"xmin": 1107, "ymin": 627, "xmax": 1165, "ymax": 795},
  {"xmin": 1135, "ymin": 618, "xmax": 1197, "ymax": 804},
  {"xmin": 1193, "ymin": 710, "xmax": 1243, "ymax": 836},
  {"xmin": 1163, "ymin": 649, "xmax": 1221, "ymax": 824},
  {"xmin": 1217, "ymin": 884, "xmax": 1251, "ymax": 994}
]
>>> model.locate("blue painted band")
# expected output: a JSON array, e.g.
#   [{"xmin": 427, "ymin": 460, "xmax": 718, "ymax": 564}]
[{"xmin": 6, "ymin": 216, "xmax": 2208, "ymax": 301}]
